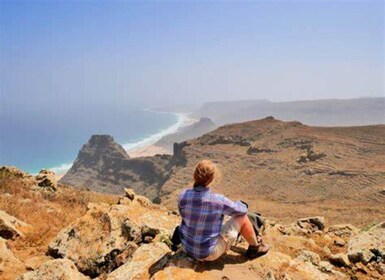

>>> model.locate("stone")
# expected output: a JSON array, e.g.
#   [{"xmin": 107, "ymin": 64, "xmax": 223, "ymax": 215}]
[
  {"xmin": 136, "ymin": 195, "xmax": 152, "ymax": 207},
  {"xmin": 35, "ymin": 169, "xmax": 58, "ymax": 191},
  {"xmin": 0, "ymin": 237, "xmax": 23, "ymax": 273},
  {"xmin": 334, "ymin": 237, "xmax": 346, "ymax": 247},
  {"xmin": 48, "ymin": 203, "xmax": 141, "ymax": 277},
  {"xmin": 296, "ymin": 250, "xmax": 321, "ymax": 265},
  {"xmin": 106, "ymin": 242, "xmax": 171, "ymax": 280},
  {"xmin": 329, "ymin": 253, "xmax": 351, "ymax": 267},
  {"xmin": 327, "ymin": 224, "xmax": 359, "ymax": 237},
  {"xmin": 124, "ymin": 188, "xmax": 135, "ymax": 200},
  {"xmin": 0, "ymin": 166, "xmax": 31, "ymax": 179},
  {"xmin": 348, "ymin": 221, "xmax": 385, "ymax": 264},
  {"xmin": 297, "ymin": 216, "xmax": 325, "ymax": 232},
  {"xmin": 318, "ymin": 261, "xmax": 334, "ymax": 273},
  {"xmin": 24, "ymin": 256, "xmax": 51, "ymax": 271},
  {"xmin": 0, "ymin": 210, "xmax": 30, "ymax": 239},
  {"xmin": 322, "ymin": 246, "xmax": 332, "ymax": 256},
  {"xmin": 17, "ymin": 258, "xmax": 90, "ymax": 280}
]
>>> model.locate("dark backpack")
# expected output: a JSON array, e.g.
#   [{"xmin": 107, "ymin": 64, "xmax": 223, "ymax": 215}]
[{"xmin": 236, "ymin": 201, "xmax": 265, "ymax": 244}]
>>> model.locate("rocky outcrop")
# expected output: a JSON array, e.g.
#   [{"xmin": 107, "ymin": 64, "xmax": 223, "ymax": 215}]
[
  {"xmin": 60, "ymin": 135, "xmax": 174, "ymax": 201},
  {"xmin": 106, "ymin": 242, "xmax": 170, "ymax": 280},
  {"xmin": 348, "ymin": 221, "xmax": 385, "ymax": 264},
  {"xmin": 35, "ymin": 169, "xmax": 58, "ymax": 191},
  {"xmin": 47, "ymin": 202, "xmax": 142, "ymax": 277},
  {"xmin": 0, "ymin": 166, "xmax": 32, "ymax": 179},
  {"xmin": 17, "ymin": 259, "xmax": 90, "ymax": 280},
  {"xmin": 0, "ymin": 210, "xmax": 30, "ymax": 239},
  {"xmin": 297, "ymin": 148, "xmax": 326, "ymax": 163},
  {"xmin": 47, "ymin": 189, "xmax": 178, "ymax": 278},
  {"xmin": 0, "ymin": 237, "xmax": 24, "ymax": 273}
]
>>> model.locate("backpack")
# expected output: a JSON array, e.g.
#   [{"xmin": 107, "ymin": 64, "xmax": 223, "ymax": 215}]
[{"xmin": 235, "ymin": 201, "xmax": 265, "ymax": 244}]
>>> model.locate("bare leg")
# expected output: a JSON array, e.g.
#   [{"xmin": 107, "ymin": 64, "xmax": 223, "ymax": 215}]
[{"xmin": 233, "ymin": 215, "xmax": 259, "ymax": 246}]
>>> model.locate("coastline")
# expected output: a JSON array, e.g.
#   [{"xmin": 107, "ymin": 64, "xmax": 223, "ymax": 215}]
[
  {"xmin": 124, "ymin": 109, "xmax": 197, "ymax": 157},
  {"xmin": 48, "ymin": 109, "xmax": 196, "ymax": 179}
]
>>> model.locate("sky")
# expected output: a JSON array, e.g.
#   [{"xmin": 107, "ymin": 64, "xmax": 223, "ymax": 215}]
[{"xmin": 0, "ymin": 0, "xmax": 384, "ymax": 112}]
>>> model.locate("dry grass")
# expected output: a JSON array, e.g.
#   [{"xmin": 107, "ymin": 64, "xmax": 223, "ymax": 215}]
[{"xmin": 0, "ymin": 169, "xmax": 118, "ymax": 263}]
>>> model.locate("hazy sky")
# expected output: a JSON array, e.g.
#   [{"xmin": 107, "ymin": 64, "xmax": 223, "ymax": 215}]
[{"xmin": 1, "ymin": 0, "xmax": 384, "ymax": 111}]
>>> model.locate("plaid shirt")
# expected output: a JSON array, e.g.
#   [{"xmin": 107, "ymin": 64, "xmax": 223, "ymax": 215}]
[{"xmin": 178, "ymin": 186, "xmax": 247, "ymax": 259}]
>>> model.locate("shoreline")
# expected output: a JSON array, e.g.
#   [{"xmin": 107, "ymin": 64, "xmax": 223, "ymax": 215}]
[
  {"xmin": 124, "ymin": 109, "xmax": 197, "ymax": 157},
  {"xmin": 48, "ymin": 109, "xmax": 196, "ymax": 178}
]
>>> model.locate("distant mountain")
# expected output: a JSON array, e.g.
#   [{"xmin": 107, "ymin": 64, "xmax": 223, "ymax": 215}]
[
  {"xmin": 194, "ymin": 97, "xmax": 385, "ymax": 126},
  {"xmin": 154, "ymin": 117, "xmax": 217, "ymax": 153}
]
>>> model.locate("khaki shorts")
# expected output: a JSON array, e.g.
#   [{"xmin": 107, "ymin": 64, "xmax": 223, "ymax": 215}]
[{"xmin": 197, "ymin": 216, "xmax": 242, "ymax": 261}]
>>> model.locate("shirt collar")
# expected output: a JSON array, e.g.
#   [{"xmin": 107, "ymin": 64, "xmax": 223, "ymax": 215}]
[{"xmin": 193, "ymin": 185, "xmax": 209, "ymax": 192}]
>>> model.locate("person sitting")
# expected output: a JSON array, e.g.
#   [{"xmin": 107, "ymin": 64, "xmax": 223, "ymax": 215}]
[{"xmin": 175, "ymin": 159, "xmax": 270, "ymax": 261}]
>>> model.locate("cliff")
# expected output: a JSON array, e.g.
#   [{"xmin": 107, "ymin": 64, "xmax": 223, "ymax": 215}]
[{"xmin": 60, "ymin": 135, "xmax": 174, "ymax": 201}]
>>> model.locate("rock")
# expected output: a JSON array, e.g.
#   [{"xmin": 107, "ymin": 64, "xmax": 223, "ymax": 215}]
[
  {"xmin": 379, "ymin": 189, "xmax": 385, "ymax": 196},
  {"xmin": 297, "ymin": 149, "xmax": 326, "ymax": 163},
  {"xmin": 0, "ymin": 166, "xmax": 31, "ymax": 179},
  {"xmin": 0, "ymin": 210, "xmax": 30, "ymax": 239},
  {"xmin": 297, "ymin": 216, "xmax": 325, "ymax": 232},
  {"xmin": 0, "ymin": 237, "xmax": 23, "ymax": 273},
  {"xmin": 17, "ymin": 258, "xmax": 90, "ymax": 280},
  {"xmin": 136, "ymin": 195, "xmax": 152, "ymax": 207},
  {"xmin": 117, "ymin": 197, "xmax": 132, "ymax": 205},
  {"xmin": 318, "ymin": 261, "xmax": 334, "ymax": 273},
  {"xmin": 106, "ymin": 242, "xmax": 171, "ymax": 280},
  {"xmin": 327, "ymin": 224, "xmax": 359, "ymax": 237},
  {"xmin": 348, "ymin": 221, "xmax": 385, "ymax": 264},
  {"xmin": 334, "ymin": 237, "xmax": 346, "ymax": 247},
  {"xmin": 35, "ymin": 169, "xmax": 58, "ymax": 191},
  {"xmin": 296, "ymin": 250, "xmax": 321, "ymax": 265},
  {"xmin": 247, "ymin": 147, "xmax": 276, "ymax": 154},
  {"xmin": 48, "ymin": 203, "xmax": 141, "ymax": 277},
  {"xmin": 322, "ymin": 246, "xmax": 332, "ymax": 256},
  {"xmin": 124, "ymin": 188, "xmax": 135, "ymax": 200},
  {"xmin": 24, "ymin": 256, "xmax": 51, "ymax": 271},
  {"xmin": 329, "ymin": 253, "xmax": 351, "ymax": 267}
]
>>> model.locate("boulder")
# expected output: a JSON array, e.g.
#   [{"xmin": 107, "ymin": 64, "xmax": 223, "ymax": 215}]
[
  {"xmin": 0, "ymin": 237, "xmax": 23, "ymax": 273},
  {"xmin": 328, "ymin": 253, "xmax": 351, "ymax": 267},
  {"xmin": 0, "ymin": 166, "xmax": 31, "ymax": 179},
  {"xmin": 106, "ymin": 242, "xmax": 171, "ymax": 280},
  {"xmin": 348, "ymin": 221, "xmax": 385, "ymax": 264},
  {"xmin": 297, "ymin": 216, "xmax": 325, "ymax": 232},
  {"xmin": 327, "ymin": 224, "xmax": 359, "ymax": 237},
  {"xmin": 296, "ymin": 250, "xmax": 321, "ymax": 265},
  {"xmin": 48, "ymin": 203, "xmax": 142, "ymax": 277},
  {"xmin": 0, "ymin": 210, "xmax": 30, "ymax": 239},
  {"xmin": 35, "ymin": 169, "xmax": 58, "ymax": 191},
  {"xmin": 17, "ymin": 258, "xmax": 90, "ymax": 280},
  {"xmin": 124, "ymin": 188, "xmax": 135, "ymax": 200}
]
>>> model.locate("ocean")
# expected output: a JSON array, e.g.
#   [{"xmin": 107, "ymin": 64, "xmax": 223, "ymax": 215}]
[{"xmin": 0, "ymin": 107, "xmax": 187, "ymax": 175}]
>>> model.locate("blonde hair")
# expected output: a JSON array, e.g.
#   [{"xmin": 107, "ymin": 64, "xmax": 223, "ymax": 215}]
[{"xmin": 193, "ymin": 160, "xmax": 217, "ymax": 187}]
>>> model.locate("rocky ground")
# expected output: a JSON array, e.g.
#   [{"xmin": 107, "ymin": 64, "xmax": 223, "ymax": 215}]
[{"xmin": 1, "ymin": 167, "xmax": 384, "ymax": 280}]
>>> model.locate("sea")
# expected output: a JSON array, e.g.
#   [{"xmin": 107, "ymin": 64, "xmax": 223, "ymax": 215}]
[{"xmin": 0, "ymin": 107, "xmax": 188, "ymax": 175}]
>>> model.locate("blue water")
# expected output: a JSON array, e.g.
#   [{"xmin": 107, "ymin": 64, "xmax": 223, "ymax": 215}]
[{"xmin": 0, "ymin": 106, "xmax": 177, "ymax": 174}]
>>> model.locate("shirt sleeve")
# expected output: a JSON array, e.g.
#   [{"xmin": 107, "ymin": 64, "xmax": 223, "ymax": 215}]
[{"xmin": 221, "ymin": 195, "xmax": 248, "ymax": 216}]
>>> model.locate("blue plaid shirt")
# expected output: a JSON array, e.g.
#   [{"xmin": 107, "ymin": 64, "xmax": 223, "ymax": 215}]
[{"xmin": 178, "ymin": 186, "xmax": 247, "ymax": 259}]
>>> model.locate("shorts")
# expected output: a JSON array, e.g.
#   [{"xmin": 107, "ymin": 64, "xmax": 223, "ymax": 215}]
[{"xmin": 197, "ymin": 216, "xmax": 242, "ymax": 262}]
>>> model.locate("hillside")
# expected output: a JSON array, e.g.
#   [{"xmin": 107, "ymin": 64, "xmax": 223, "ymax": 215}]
[
  {"xmin": 61, "ymin": 117, "xmax": 385, "ymax": 227},
  {"xmin": 1, "ymin": 167, "xmax": 384, "ymax": 280},
  {"xmin": 160, "ymin": 117, "xmax": 385, "ymax": 226}
]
